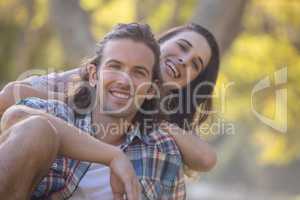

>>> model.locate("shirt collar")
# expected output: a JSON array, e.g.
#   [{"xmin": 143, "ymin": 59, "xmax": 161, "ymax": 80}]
[
  {"xmin": 122, "ymin": 126, "xmax": 154, "ymax": 149},
  {"xmin": 87, "ymin": 112, "xmax": 153, "ymax": 147}
]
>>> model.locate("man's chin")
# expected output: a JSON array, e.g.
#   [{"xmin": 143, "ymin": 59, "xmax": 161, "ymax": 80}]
[
  {"xmin": 102, "ymin": 107, "xmax": 132, "ymax": 117},
  {"xmin": 105, "ymin": 111, "xmax": 132, "ymax": 119},
  {"xmin": 101, "ymin": 103, "xmax": 139, "ymax": 118}
]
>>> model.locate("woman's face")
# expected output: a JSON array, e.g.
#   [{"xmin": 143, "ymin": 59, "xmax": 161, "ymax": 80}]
[{"xmin": 159, "ymin": 30, "xmax": 212, "ymax": 90}]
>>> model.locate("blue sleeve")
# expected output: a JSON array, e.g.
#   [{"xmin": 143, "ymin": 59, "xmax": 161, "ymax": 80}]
[{"xmin": 16, "ymin": 97, "xmax": 75, "ymax": 123}]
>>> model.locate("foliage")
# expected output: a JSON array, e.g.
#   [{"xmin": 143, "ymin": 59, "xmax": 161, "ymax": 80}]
[{"xmin": 217, "ymin": 0, "xmax": 300, "ymax": 165}]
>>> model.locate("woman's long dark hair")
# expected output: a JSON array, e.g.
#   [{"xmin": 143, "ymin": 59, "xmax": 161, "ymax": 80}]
[
  {"xmin": 158, "ymin": 23, "xmax": 220, "ymax": 130},
  {"xmin": 67, "ymin": 23, "xmax": 162, "ymax": 132}
]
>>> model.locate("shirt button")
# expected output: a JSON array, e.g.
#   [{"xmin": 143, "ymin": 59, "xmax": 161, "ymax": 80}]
[{"xmin": 52, "ymin": 163, "xmax": 58, "ymax": 168}]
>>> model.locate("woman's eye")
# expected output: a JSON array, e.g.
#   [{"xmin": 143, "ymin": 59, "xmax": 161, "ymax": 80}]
[
  {"xmin": 177, "ymin": 42, "xmax": 188, "ymax": 52},
  {"xmin": 192, "ymin": 60, "xmax": 199, "ymax": 71}
]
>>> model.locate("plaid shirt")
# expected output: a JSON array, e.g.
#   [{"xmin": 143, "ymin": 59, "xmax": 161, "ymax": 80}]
[{"xmin": 17, "ymin": 97, "xmax": 186, "ymax": 200}]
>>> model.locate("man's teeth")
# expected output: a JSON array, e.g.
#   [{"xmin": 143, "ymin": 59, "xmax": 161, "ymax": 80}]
[{"xmin": 111, "ymin": 91, "xmax": 130, "ymax": 99}]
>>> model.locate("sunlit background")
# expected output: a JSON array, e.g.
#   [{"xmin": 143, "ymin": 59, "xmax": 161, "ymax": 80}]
[{"xmin": 1, "ymin": 0, "xmax": 299, "ymax": 199}]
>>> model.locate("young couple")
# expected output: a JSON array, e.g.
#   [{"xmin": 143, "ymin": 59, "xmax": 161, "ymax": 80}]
[{"xmin": 0, "ymin": 22, "xmax": 219, "ymax": 200}]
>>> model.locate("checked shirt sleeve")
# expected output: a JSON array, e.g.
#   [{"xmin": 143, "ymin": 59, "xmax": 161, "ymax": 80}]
[{"xmin": 16, "ymin": 97, "xmax": 75, "ymax": 123}]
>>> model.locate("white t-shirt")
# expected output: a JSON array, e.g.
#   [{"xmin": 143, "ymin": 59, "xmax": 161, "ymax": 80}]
[{"xmin": 70, "ymin": 163, "xmax": 113, "ymax": 200}]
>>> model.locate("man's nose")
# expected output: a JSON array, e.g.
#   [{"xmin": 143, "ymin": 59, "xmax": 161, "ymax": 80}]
[{"xmin": 115, "ymin": 72, "xmax": 132, "ymax": 89}]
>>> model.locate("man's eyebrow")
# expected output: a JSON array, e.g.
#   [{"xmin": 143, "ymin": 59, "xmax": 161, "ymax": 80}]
[
  {"xmin": 179, "ymin": 38, "xmax": 193, "ymax": 48},
  {"xmin": 105, "ymin": 59, "xmax": 122, "ymax": 65},
  {"xmin": 105, "ymin": 59, "xmax": 150, "ymax": 75}
]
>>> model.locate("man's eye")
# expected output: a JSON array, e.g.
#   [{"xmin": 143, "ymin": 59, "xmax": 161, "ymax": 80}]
[
  {"xmin": 134, "ymin": 70, "xmax": 147, "ymax": 77},
  {"xmin": 108, "ymin": 64, "xmax": 120, "ymax": 69}
]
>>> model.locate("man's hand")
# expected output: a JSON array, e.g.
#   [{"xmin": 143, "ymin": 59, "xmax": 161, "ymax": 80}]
[{"xmin": 109, "ymin": 151, "xmax": 141, "ymax": 200}]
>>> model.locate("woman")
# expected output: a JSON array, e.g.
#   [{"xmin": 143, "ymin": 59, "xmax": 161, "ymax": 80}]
[
  {"xmin": 157, "ymin": 23, "xmax": 219, "ymax": 171},
  {"xmin": 0, "ymin": 23, "xmax": 219, "ymax": 172}
]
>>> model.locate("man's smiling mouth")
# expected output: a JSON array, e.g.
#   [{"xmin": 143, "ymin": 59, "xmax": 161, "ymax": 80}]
[{"xmin": 109, "ymin": 89, "xmax": 131, "ymax": 100}]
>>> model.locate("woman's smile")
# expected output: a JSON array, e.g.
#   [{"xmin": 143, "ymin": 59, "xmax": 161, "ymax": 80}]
[{"xmin": 163, "ymin": 58, "xmax": 181, "ymax": 79}]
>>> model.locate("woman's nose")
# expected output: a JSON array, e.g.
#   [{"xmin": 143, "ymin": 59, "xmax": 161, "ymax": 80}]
[{"xmin": 178, "ymin": 53, "xmax": 193, "ymax": 66}]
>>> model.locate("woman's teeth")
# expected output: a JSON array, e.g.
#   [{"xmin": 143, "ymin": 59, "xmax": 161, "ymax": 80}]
[{"xmin": 166, "ymin": 60, "xmax": 180, "ymax": 78}]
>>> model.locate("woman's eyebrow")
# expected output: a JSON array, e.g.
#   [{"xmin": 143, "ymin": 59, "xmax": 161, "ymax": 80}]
[{"xmin": 179, "ymin": 38, "xmax": 193, "ymax": 48}]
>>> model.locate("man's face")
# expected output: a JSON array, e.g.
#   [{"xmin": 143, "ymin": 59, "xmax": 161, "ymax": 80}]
[{"xmin": 96, "ymin": 39, "xmax": 155, "ymax": 118}]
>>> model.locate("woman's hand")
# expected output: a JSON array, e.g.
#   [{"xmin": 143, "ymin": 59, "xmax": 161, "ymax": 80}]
[{"xmin": 109, "ymin": 151, "xmax": 141, "ymax": 200}]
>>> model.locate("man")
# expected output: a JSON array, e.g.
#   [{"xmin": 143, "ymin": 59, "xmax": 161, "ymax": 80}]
[{"xmin": 0, "ymin": 23, "xmax": 185, "ymax": 199}]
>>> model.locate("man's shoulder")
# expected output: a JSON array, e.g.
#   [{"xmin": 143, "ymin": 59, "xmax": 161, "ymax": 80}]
[{"xmin": 148, "ymin": 128, "xmax": 181, "ymax": 155}]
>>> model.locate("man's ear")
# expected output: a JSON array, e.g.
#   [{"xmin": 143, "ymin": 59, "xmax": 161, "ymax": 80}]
[
  {"xmin": 87, "ymin": 64, "xmax": 97, "ymax": 87},
  {"xmin": 86, "ymin": 63, "xmax": 95, "ymax": 74}
]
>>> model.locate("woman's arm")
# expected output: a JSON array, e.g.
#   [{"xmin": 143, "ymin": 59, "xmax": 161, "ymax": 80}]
[
  {"xmin": 0, "ymin": 68, "xmax": 83, "ymax": 116},
  {"xmin": 160, "ymin": 122, "xmax": 217, "ymax": 172},
  {"xmin": 0, "ymin": 81, "xmax": 65, "ymax": 116},
  {"xmin": 1, "ymin": 105, "xmax": 140, "ymax": 200}
]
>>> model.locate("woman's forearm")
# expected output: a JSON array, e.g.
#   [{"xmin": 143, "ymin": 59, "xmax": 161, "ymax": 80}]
[
  {"xmin": 172, "ymin": 132, "xmax": 217, "ymax": 171},
  {"xmin": 161, "ymin": 123, "xmax": 217, "ymax": 171},
  {"xmin": 0, "ymin": 82, "xmax": 64, "ymax": 116}
]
